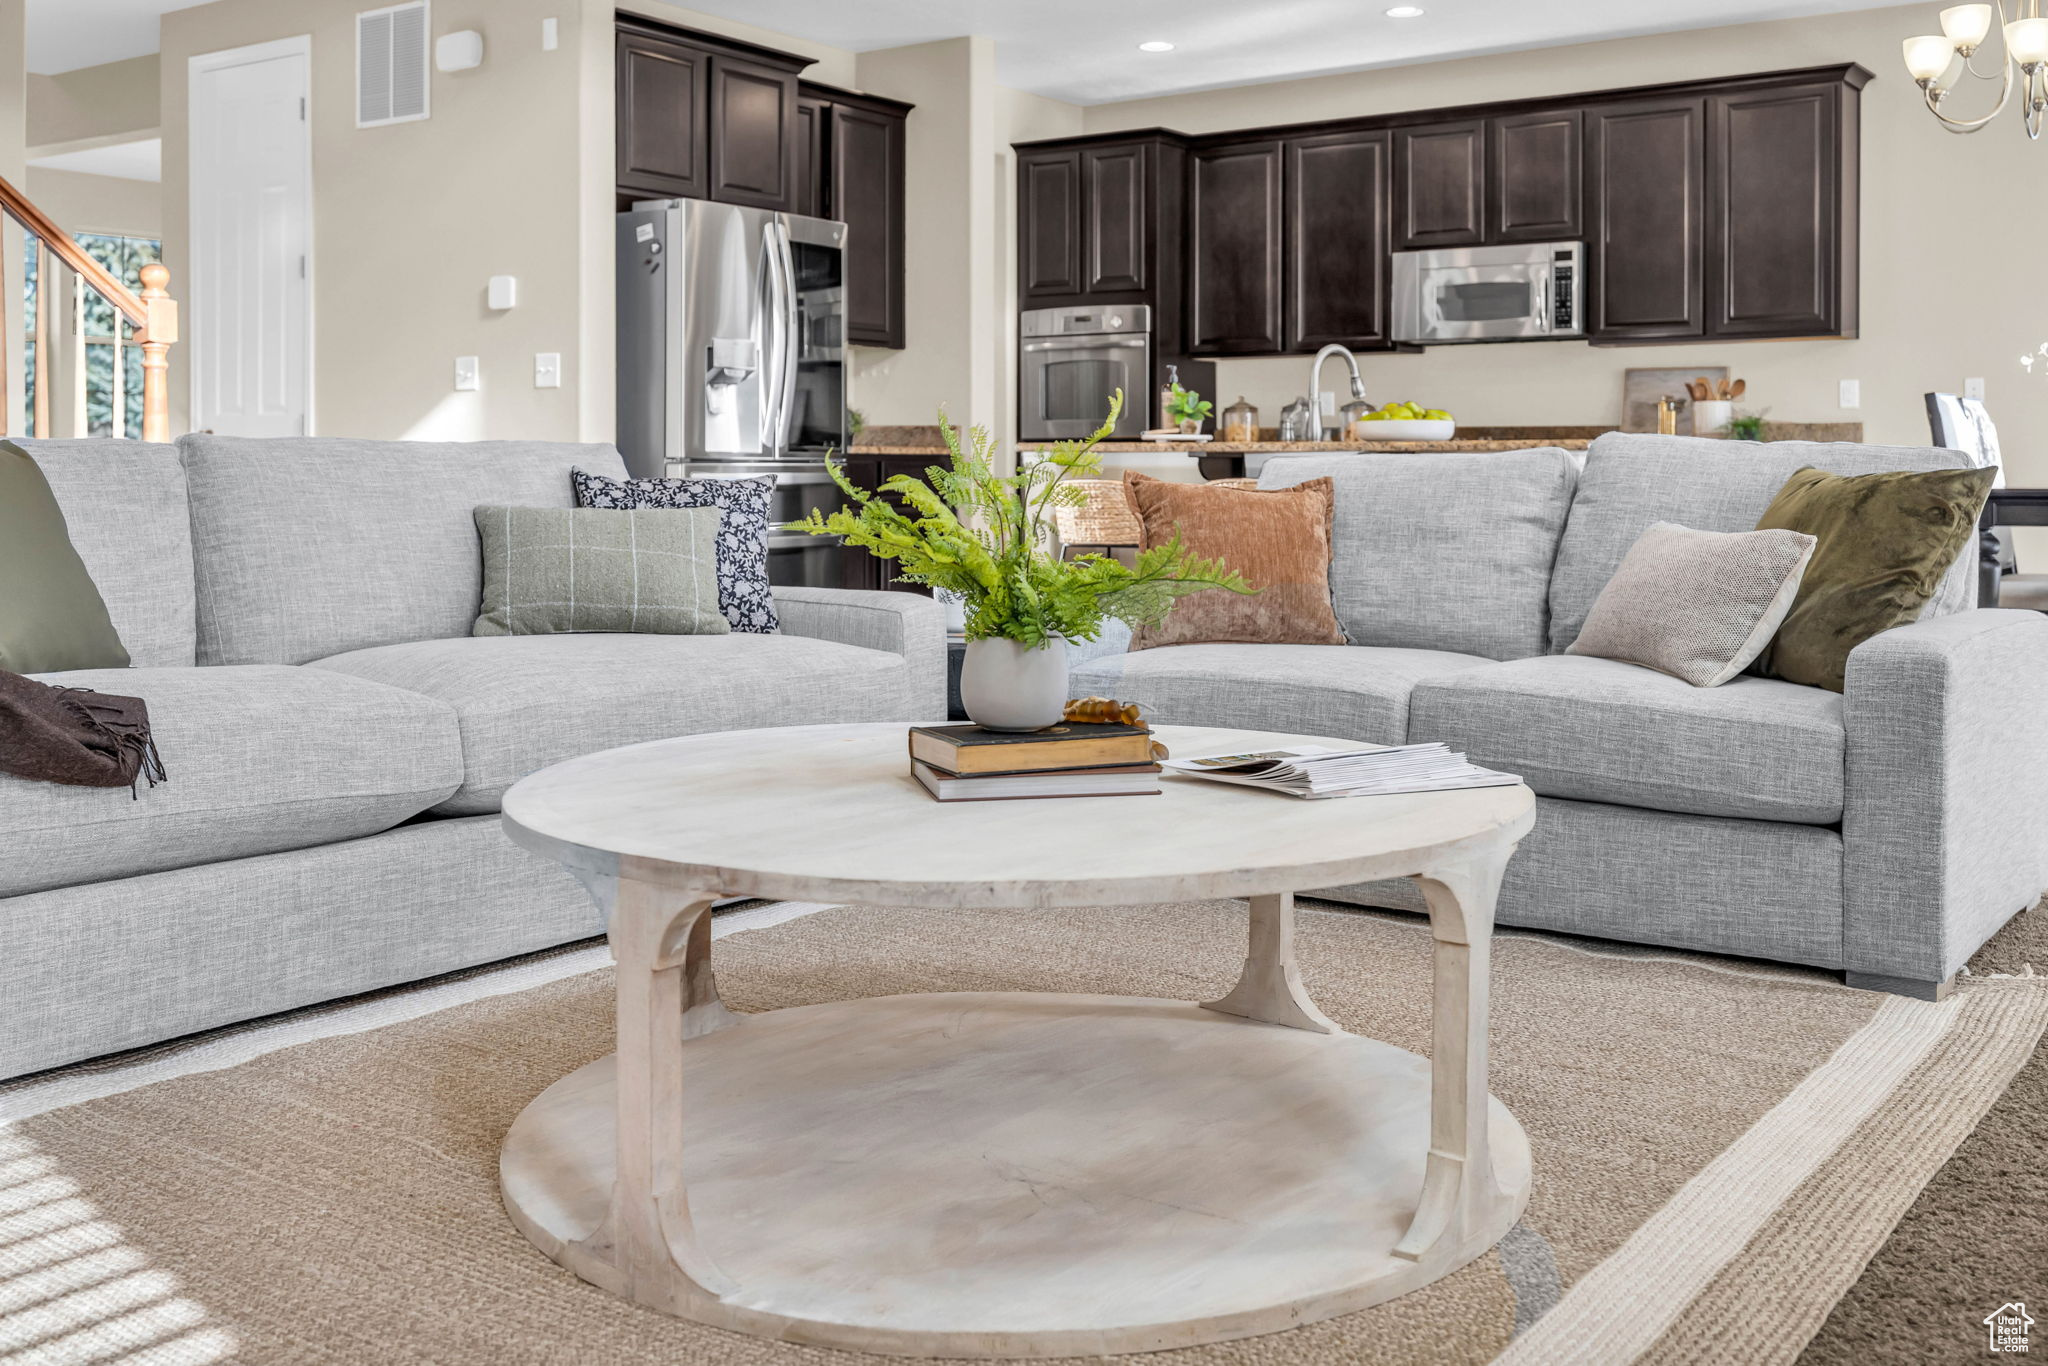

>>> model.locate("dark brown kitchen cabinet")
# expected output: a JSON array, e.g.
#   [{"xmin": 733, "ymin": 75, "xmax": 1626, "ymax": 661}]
[
  {"xmin": 1188, "ymin": 140, "xmax": 1284, "ymax": 354},
  {"xmin": 1490, "ymin": 108, "xmax": 1581, "ymax": 242},
  {"xmin": 824, "ymin": 91, "xmax": 912, "ymax": 348},
  {"xmin": 1585, "ymin": 97, "xmax": 1706, "ymax": 341},
  {"xmin": 1394, "ymin": 120, "xmax": 1486, "ymax": 249},
  {"xmin": 793, "ymin": 93, "xmax": 828, "ymax": 218},
  {"xmin": 1284, "ymin": 129, "xmax": 1391, "ymax": 351},
  {"xmin": 1084, "ymin": 144, "xmax": 1149, "ymax": 293},
  {"xmin": 616, "ymin": 30, "xmax": 708, "ymax": 201},
  {"xmin": 706, "ymin": 55, "xmax": 798, "ymax": 209},
  {"xmin": 1707, "ymin": 80, "xmax": 1858, "ymax": 339},
  {"xmin": 1018, "ymin": 150, "xmax": 1084, "ymax": 297}
]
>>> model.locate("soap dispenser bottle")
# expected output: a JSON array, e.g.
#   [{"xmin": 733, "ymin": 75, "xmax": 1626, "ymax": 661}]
[{"xmin": 1158, "ymin": 365, "xmax": 1179, "ymax": 434}]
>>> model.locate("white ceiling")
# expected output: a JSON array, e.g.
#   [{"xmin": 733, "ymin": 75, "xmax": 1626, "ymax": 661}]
[
  {"xmin": 26, "ymin": 0, "xmax": 215, "ymax": 75},
  {"xmin": 679, "ymin": 0, "xmax": 1914, "ymax": 105},
  {"xmin": 29, "ymin": 137, "xmax": 163, "ymax": 181}
]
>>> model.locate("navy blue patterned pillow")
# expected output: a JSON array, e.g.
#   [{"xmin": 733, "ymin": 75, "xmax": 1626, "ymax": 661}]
[{"xmin": 571, "ymin": 468, "xmax": 778, "ymax": 633}]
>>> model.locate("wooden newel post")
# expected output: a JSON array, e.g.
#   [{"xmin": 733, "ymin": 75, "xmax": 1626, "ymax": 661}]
[{"xmin": 137, "ymin": 262, "xmax": 177, "ymax": 444}]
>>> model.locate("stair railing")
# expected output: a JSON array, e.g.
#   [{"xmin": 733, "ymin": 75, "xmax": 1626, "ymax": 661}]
[{"xmin": 0, "ymin": 171, "xmax": 177, "ymax": 443}]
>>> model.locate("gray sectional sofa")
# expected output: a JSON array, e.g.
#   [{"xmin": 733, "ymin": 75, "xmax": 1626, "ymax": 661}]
[
  {"xmin": 2, "ymin": 436, "xmax": 945, "ymax": 1080},
  {"xmin": 1075, "ymin": 433, "xmax": 2048, "ymax": 998}
]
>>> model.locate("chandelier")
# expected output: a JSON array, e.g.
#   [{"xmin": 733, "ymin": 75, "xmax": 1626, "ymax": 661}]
[{"xmin": 1902, "ymin": 2, "xmax": 2048, "ymax": 138}]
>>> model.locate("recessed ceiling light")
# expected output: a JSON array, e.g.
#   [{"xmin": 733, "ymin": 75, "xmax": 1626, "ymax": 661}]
[
  {"xmin": 1386, "ymin": 5, "xmax": 1425, "ymax": 15},
  {"xmin": 1137, "ymin": 40, "xmax": 1176, "ymax": 52}
]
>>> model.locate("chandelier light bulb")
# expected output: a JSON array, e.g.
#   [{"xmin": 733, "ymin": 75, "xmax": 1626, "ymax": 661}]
[
  {"xmin": 1904, "ymin": 33, "xmax": 1960, "ymax": 81},
  {"xmin": 1940, "ymin": 3, "xmax": 1994, "ymax": 50},
  {"xmin": 2006, "ymin": 15, "xmax": 2048, "ymax": 64}
]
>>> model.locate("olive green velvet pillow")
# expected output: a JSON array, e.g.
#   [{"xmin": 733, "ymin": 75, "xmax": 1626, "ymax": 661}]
[
  {"xmin": 1753, "ymin": 465, "xmax": 1995, "ymax": 692},
  {"xmin": 0, "ymin": 440, "xmax": 130, "ymax": 674}
]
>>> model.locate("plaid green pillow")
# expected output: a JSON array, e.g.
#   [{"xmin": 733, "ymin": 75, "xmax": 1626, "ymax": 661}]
[{"xmin": 472, "ymin": 506, "xmax": 730, "ymax": 637}]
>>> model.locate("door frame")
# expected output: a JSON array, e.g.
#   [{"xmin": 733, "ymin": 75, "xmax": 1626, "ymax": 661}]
[{"xmin": 188, "ymin": 34, "xmax": 315, "ymax": 435}]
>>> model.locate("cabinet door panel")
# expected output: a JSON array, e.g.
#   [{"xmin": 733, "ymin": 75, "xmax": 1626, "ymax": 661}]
[
  {"xmin": 1189, "ymin": 141, "xmax": 1284, "ymax": 354},
  {"xmin": 1020, "ymin": 151, "xmax": 1083, "ymax": 297},
  {"xmin": 707, "ymin": 55, "xmax": 797, "ymax": 210},
  {"xmin": 1586, "ymin": 98, "xmax": 1705, "ymax": 340},
  {"xmin": 1285, "ymin": 130, "xmax": 1389, "ymax": 351},
  {"xmin": 1709, "ymin": 84, "xmax": 1840, "ymax": 337},
  {"xmin": 834, "ymin": 104, "xmax": 907, "ymax": 348},
  {"xmin": 1394, "ymin": 120, "xmax": 1486, "ymax": 249},
  {"xmin": 617, "ymin": 32, "xmax": 707, "ymax": 199},
  {"xmin": 795, "ymin": 95, "xmax": 829, "ymax": 219},
  {"xmin": 1084, "ymin": 144, "xmax": 1148, "ymax": 293},
  {"xmin": 1491, "ymin": 109, "xmax": 1581, "ymax": 242}
]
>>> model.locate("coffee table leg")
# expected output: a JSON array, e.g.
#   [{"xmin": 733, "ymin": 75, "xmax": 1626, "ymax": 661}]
[
  {"xmin": 1393, "ymin": 845, "xmax": 1513, "ymax": 1262},
  {"xmin": 1201, "ymin": 892, "xmax": 1344, "ymax": 1035},
  {"xmin": 570, "ymin": 861, "xmax": 740, "ymax": 1306}
]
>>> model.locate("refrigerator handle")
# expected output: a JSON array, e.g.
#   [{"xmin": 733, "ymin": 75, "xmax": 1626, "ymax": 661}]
[{"xmin": 770, "ymin": 221, "xmax": 800, "ymax": 454}]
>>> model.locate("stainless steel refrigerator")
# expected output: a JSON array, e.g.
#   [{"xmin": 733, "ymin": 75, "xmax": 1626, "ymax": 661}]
[{"xmin": 616, "ymin": 198, "xmax": 850, "ymax": 586}]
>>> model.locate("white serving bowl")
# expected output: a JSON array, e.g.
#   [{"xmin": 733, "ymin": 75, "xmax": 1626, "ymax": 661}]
[{"xmin": 1354, "ymin": 419, "xmax": 1456, "ymax": 442}]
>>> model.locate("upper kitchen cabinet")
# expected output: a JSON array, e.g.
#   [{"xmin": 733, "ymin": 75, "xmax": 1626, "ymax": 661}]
[
  {"xmin": 1585, "ymin": 96, "xmax": 1706, "ymax": 342},
  {"xmin": 1188, "ymin": 140, "xmax": 1285, "ymax": 354},
  {"xmin": 814, "ymin": 86, "xmax": 914, "ymax": 349},
  {"xmin": 1707, "ymin": 74, "xmax": 1863, "ymax": 339},
  {"xmin": 617, "ymin": 28, "xmax": 709, "ymax": 201},
  {"xmin": 793, "ymin": 91, "xmax": 829, "ymax": 218},
  {"xmin": 1393, "ymin": 119, "xmax": 1486, "ymax": 249},
  {"xmin": 1490, "ymin": 108, "xmax": 1581, "ymax": 242},
  {"xmin": 1284, "ymin": 129, "xmax": 1391, "ymax": 351},
  {"xmin": 615, "ymin": 19, "xmax": 812, "ymax": 212},
  {"xmin": 1084, "ymin": 144, "xmax": 1150, "ymax": 293},
  {"xmin": 1018, "ymin": 150, "xmax": 1084, "ymax": 297}
]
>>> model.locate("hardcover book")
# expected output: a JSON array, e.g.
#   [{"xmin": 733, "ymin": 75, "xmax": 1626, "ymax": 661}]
[{"xmin": 907, "ymin": 722, "xmax": 1157, "ymax": 776}]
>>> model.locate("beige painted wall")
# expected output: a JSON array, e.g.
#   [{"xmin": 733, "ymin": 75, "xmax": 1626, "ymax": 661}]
[
  {"xmin": 162, "ymin": 0, "xmax": 589, "ymax": 441},
  {"xmin": 849, "ymin": 37, "xmax": 999, "ymax": 431},
  {"xmin": 1077, "ymin": 2, "xmax": 2048, "ymax": 499},
  {"xmin": 995, "ymin": 87, "xmax": 1083, "ymax": 459},
  {"xmin": 27, "ymin": 55, "xmax": 159, "ymax": 150},
  {"xmin": 24, "ymin": 167, "xmax": 159, "ymax": 237}
]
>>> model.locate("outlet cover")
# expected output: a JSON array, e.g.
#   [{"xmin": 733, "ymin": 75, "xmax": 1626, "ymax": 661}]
[
  {"xmin": 1965, "ymin": 376, "xmax": 1986, "ymax": 401},
  {"xmin": 534, "ymin": 352, "xmax": 562, "ymax": 388},
  {"xmin": 1838, "ymin": 379, "xmax": 1861, "ymax": 409},
  {"xmin": 541, "ymin": 17, "xmax": 559, "ymax": 50},
  {"xmin": 455, "ymin": 356, "xmax": 480, "ymax": 392}
]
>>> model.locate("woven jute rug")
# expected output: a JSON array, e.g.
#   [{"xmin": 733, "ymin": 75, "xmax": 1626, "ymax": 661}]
[{"xmin": 3, "ymin": 898, "xmax": 2044, "ymax": 1366}]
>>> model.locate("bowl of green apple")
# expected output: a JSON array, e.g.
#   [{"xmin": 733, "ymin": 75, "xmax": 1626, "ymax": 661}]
[{"xmin": 1352, "ymin": 400, "xmax": 1455, "ymax": 443}]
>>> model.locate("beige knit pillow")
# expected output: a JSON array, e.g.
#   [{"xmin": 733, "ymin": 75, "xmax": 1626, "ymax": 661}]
[{"xmin": 1566, "ymin": 522, "xmax": 1816, "ymax": 687}]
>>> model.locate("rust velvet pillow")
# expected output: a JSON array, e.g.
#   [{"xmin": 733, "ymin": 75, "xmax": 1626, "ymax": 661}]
[{"xmin": 1121, "ymin": 472, "xmax": 1344, "ymax": 650}]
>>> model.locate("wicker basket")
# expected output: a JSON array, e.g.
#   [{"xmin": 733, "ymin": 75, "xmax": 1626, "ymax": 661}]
[{"xmin": 1053, "ymin": 479, "xmax": 1143, "ymax": 547}]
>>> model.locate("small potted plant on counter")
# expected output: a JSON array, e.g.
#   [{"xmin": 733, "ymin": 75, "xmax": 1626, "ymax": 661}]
[
  {"xmin": 1166, "ymin": 382, "xmax": 1215, "ymax": 436},
  {"xmin": 782, "ymin": 391, "xmax": 1250, "ymax": 731}
]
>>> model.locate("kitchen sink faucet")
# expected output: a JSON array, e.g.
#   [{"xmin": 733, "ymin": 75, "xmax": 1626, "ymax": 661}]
[{"xmin": 1309, "ymin": 344, "xmax": 1368, "ymax": 438}]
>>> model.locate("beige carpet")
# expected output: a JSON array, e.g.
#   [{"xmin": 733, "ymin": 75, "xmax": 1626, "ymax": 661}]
[{"xmin": 3, "ymin": 898, "xmax": 2044, "ymax": 1366}]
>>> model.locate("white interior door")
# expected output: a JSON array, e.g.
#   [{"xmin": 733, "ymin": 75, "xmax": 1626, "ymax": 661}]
[{"xmin": 190, "ymin": 37, "xmax": 311, "ymax": 436}]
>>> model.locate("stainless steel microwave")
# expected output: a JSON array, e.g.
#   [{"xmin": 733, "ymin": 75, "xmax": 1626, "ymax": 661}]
[{"xmin": 1392, "ymin": 241, "xmax": 1582, "ymax": 344}]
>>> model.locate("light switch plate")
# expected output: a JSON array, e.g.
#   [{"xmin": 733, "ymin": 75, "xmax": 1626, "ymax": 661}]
[
  {"xmin": 541, "ymin": 17, "xmax": 559, "ymax": 50},
  {"xmin": 1838, "ymin": 379, "xmax": 1861, "ymax": 409},
  {"xmin": 535, "ymin": 353, "xmax": 562, "ymax": 389},
  {"xmin": 455, "ymin": 356, "xmax": 480, "ymax": 392},
  {"xmin": 1318, "ymin": 391, "xmax": 1336, "ymax": 415},
  {"xmin": 1965, "ymin": 376, "xmax": 1987, "ymax": 401}
]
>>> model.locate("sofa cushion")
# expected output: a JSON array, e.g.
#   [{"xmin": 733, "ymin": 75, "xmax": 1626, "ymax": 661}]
[
  {"xmin": 179, "ymin": 435, "xmax": 631, "ymax": 666},
  {"xmin": 1257, "ymin": 447, "xmax": 1577, "ymax": 660},
  {"xmin": 309, "ymin": 632, "xmax": 926, "ymax": 815},
  {"xmin": 1408, "ymin": 653, "xmax": 1844, "ymax": 824},
  {"xmin": 0, "ymin": 666, "xmax": 462, "ymax": 898},
  {"xmin": 17, "ymin": 438, "xmax": 195, "ymax": 667},
  {"xmin": 0, "ymin": 442, "xmax": 130, "ymax": 673},
  {"xmin": 1549, "ymin": 434, "xmax": 1976, "ymax": 653},
  {"xmin": 1072, "ymin": 643, "xmax": 1497, "ymax": 746}
]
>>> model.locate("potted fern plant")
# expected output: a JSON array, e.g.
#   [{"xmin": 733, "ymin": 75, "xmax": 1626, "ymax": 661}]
[{"xmin": 782, "ymin": 392, "xmax": 1251, "ymax": 731}]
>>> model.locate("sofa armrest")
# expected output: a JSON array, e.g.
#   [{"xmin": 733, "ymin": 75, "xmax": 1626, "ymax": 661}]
[
  {"xmin": 772, "ymin": 587, "xmax": 948, "ymax": 718},
  {"xmin": 1843, "ymin": 608, "xmax": 2048, "ymax": 984}
]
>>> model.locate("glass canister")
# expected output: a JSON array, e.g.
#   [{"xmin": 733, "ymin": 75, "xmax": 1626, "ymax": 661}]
[
  {"xmin": 1220, "ymin": 395, "xmax": 1259, "ymax": 443},
  {"xmin": 1338, "ymin": 398, "xmax": 1372, "ymax": 440}
]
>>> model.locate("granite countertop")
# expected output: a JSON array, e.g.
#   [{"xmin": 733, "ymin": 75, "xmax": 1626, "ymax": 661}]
[
  {"xmin": 1087, "ymin": 438, "xmax": 1595, "ymax": 454},
  {"xmin": 849, "ymin": 421, "xmax": 1864, "ymax": 457}
]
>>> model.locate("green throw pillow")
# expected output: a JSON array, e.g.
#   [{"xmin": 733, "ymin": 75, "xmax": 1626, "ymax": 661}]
[
  {"xmin": 1753, "ymin": 465, "xmax": 1995, "ymax": 692},
  {"xmin": 473, "ymin": 506, "xmax": 732, "ymax": 637},
  {"xmin": 0, "ymin": 440, "xmax": 130, "ymax": 674}
]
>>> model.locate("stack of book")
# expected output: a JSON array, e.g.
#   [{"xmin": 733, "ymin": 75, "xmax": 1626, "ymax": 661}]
[{"xmin": 907, "ymin": 721, "xmax": 1161, "ymax": 802}]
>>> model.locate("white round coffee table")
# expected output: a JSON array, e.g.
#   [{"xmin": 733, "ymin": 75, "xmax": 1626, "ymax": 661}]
[{"xmin": 498, "ymin": 722, "xmax": 1534, "ymax": 1358}]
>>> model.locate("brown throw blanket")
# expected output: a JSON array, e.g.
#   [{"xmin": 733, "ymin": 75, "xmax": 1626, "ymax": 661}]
[{"xmin": 0, "ymin": 669, "xmax": 166, "ymax": 797}]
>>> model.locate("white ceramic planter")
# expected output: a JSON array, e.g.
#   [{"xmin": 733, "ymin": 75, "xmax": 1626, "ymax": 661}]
[{"xmin": 959, "ymin": 636, "xmax": 1069, "ymax": 732}]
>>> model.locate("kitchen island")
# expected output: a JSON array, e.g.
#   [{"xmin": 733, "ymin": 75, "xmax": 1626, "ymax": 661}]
[{"xmin": 1101, "ymin": 427, "xmax": 1603, "ymax": 481}]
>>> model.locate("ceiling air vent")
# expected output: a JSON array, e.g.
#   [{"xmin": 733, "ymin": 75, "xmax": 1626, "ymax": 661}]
[{"xmin": 357, "ymin": 1, "xmax": 430, "ymax": 128}]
